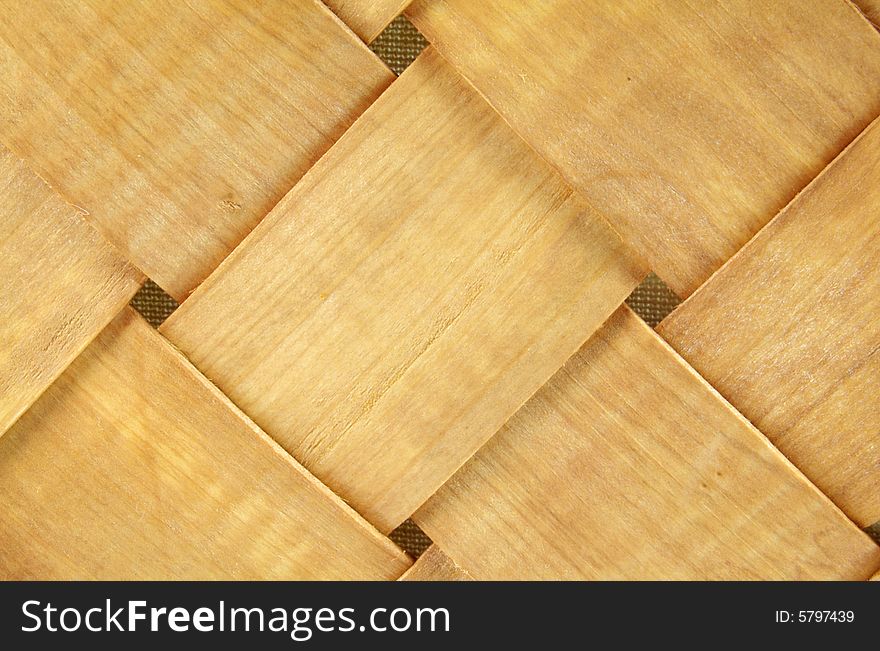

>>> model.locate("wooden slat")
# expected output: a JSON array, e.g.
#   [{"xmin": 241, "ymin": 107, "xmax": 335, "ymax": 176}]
[
  {"xmin": 324, "ymin": 0, "xmax": 411, "ymax": 43},
  {"xmin": 0, "ymin": 146, "xmax": 141, "ymax": 438},
  {"xmin": 161, "ymin": 48, "xmax": 647, "ymax": 533},
  {"xmin": 0, "ymin": 308, "xmax": 409, "ymax": 580},
  {"xmin": 0, "ymin": 0, "xmax": 393, "ymax": 300},
  {"xmin": 408, "ymin": 0, "xmax": 880, "ymax": 296},
  {"xmin": 657, "ymin": 117, "xmax": 880, "ymax": 527},
  {"xmin": 414, "ymin": 307, "xmax": 879, "ymax": 580},
  {"xmin": 855, "ymin": 0, "xmax": 880, "ymax": 28},
  {"xmin": 399, "ymin": 546, "xmax": 472, "ymax": 581}
]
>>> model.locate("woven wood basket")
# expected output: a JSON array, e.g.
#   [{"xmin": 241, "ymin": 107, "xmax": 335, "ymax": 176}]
[{"xmin": 1, "ymin": 0, "xmax": 879, "ymax": 581}]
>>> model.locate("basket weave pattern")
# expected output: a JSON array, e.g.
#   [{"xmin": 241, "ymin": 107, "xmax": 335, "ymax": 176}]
[{"xmin": 1, "ymin": 0, "xmax": 879, "ymax": 580}]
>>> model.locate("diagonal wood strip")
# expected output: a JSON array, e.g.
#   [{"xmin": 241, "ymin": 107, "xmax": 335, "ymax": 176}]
[
  {"xmin": 0, "ymin": 308, "xmax": 410, "ymax": 580},
  {"xmin": 0, "ymin": 0, "xmax": 393, "ymax": 300},
  {"xmin": 658, "ymin": 116, "xmax": 880, "ymax": 527},
  {"xmin": 414, "ymin": 307, "xmax": 879, "ymax": 580},
  {"xmin": 855, "ymin": 0, "xmax": 880, "ymax": 28},
  {"xmin": 324, "ymin": 0, "xmax": 413, "ymax": 43},
  {"xmin": 161, "ymin": 48, "xmax": 647, "ymax": 533},
  {"xmin": 0, "ymin": 145, "xmax": 142, "ymax": 438},
  {"xmin": 408, "ymin": 0, "xmax": 880, "ymax": 297},
  {"xmin": 398, "ymin": 545, "xmax": 472, "ymax": 581}
]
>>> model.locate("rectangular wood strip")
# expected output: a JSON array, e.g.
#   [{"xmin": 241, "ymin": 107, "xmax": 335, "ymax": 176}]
[
  {"xmin": 324, "ymin": 0, "xmax": 412, "ymax": 43},
  {"xmin": 0, "ymin": 0, "xmax": 393, "ymax": 299},
  {"xmin": 657, "ymin": 116, "xmax": 880, "ymax": 527},
  {"xmin": 0, "ymin": 145, "xmax": 141, "ymax": 438},
  {"xmin": 408, "ymin": 0, "xmax": 880, "ymax": 296},
  {"xmin": 0, "ymin": 308, "xmax": 409, "ymax": 579},
  {"xmin": 161, "ymin": 48, "xmax": 647, "ymax": 533},
  {"xmin": 398, "ymin": 546, "xmax": 472, "ymax": 581},
  {"xmin": 414, "ymin": 307, "xmax": 880, "ymax": 580}
]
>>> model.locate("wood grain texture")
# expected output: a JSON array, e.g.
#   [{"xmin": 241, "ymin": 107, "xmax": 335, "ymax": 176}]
[
  {"xmin": 408, "ymin": 0, "xmax": 880, "ymax": 296},
  {"xmin": 0, "ymin": 146, "xmax": 141, "ymax": 438},
  {"xmin": 0, "ymin": 0, "xmax": 393, "ymax": 300},
  {"xmin": 162, "ymin": 48, "xmax": 647, "ymax": 533},
  {"xmin": 414, "ymin": 307, "xmax": 880, "ymax": 580},
  {"xmin": 324, "ymin": 0, "xmax": 411, "ymax": 42},
  {"xmin": 399, "ymin": 546, "xmax": 472, "ymax": 581},
  {"xmin": 855, "ymin": 0, "xmax": 880, "ymax": 27},
  {"xmin": 657, "ymin": 116, "xmax": 880, "ymax": 527},
  {"xmin": 0, "ymin": 308, "xmax": 409, "ymax": 580}
]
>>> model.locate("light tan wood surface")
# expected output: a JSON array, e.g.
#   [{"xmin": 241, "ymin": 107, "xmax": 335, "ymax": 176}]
[
  {"xmin": 399, "ymin": 546, "xmax": 472, "ymax": 581},
  {"xmin": 658, "ymin": 117, "xmax": 880, "ymax": 528},
  {"xmin": 324, "ymin": 0, "xmax": 411, "ymax": 43},
  {"xmin": 408, "ymin": 0, "xmax": 880, "ymax": 296},
  {"xmin": 0, "ymin": 0, "xmax": 393, "ymax": 300},
  {"xmin": 414, "ymin": 307, "xmax": 880, "ymax": 580},
  {"xmin": 162, "ymin": 49, "xmax": 647, "ymax": 533},
  {"xmin": 0, "ymin": 146, "xmax": 141, "ymax": 438},
  {"xmin": 0, "ymin": 308, "xmax": 410, "ymax": 580}
]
